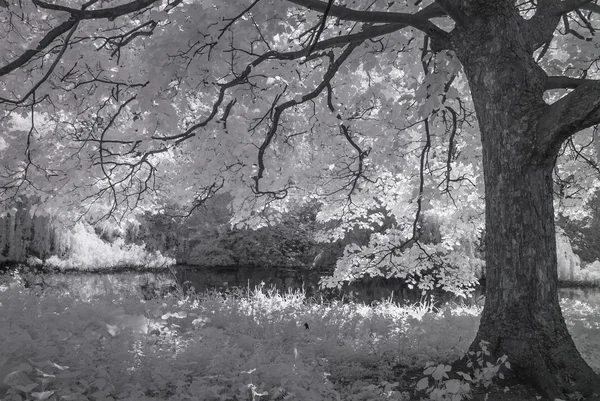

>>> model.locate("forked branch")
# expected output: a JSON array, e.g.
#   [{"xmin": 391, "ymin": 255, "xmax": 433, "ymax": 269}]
[
  {"xmin": 0, "ymin": 0, "xmax": 159, "ymax": 77},
  {"xmin": 252, "ymin": 43, "xmax": 360, "ymax": 196},
  {"xmin": 537, "ymin": 80, "xmax": 600, "ymax": 158},
  {"xmin": 287, "ymin": 0, "xmax": 450, "ymax": 44}
]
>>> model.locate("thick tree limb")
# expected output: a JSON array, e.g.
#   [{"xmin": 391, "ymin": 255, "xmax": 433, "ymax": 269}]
[
  {"xmin": 435, "ymin": 0, "xmax": 468, "ymax": 26},
  {"xmin": 287, "ymin": 0, "xmax": 447, "ymax": 21},
  {"xmin": 0, "ymin": 22, "xmax": 79, "ymax": 104},
  {"xmin": 0, "ymin": 20, "xmax": 77, "ymax": 77},
  {"xmin": 524, "ymin": 4, "xmax": 563, "ymax": 50},
  {"xmin": 312, "ymin": 22, "xmax": 428, "ymax": 49},
  {"xmin": 580, "ymin": 2, "xmax": 600, "ymax": 13},
  {"xmin": 524, "ymin": 0, "xmax": 600, "ymax": 51},
  {"xmin": 546, "ymin": 75, "xmax": 599, "ymax": 89},
  {"xmin": 286, "ymin": 0, "xmax": 449, "ymax": 40},
  {"xmin": 0, "ymin": 0, "xmax": 159, "ymax": 77},
  {"xmin": 32, "ymin": 0, "xmax": 158, "ymax": 20},
  {"xmin": 559, "ymin": 0, "xmax": 600, "ymax": 14},
  {"xmin": 537, "ymin": 80, "xmax": 600, "ymax": 157}
]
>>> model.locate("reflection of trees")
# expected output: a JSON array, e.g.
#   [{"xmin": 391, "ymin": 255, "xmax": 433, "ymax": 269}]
[
  {"xmin": 0, "ymin": 200, "xmax": 69, "ymax": 263},
  {"xmin": 559, "ymin": 190, "xmax": 600, "ymax": 264}
]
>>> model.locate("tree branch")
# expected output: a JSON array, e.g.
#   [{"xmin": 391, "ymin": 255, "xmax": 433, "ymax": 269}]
[
  {"xmin": 546, "ymin": 75, "xmax": 599, "ymax": 89},
  {"xmin": 0, "ymin": 22, "xmax": 79, "ymax": 104},
  {"xmin": 286, "ymin": 0, "xmax": 449, "ymax": 40},
  {"xmin": 435, "ymin": 0, "xmax": 468, "ymax": 26},
  {"xmin": 252, "ymin": 44, "xmax": 360, "ymax": 196},
  {"xmin": 523, "ymin": 2, "xmax": 563, "ymax": 50},
  {"xmin": 0, "ymin": 0, "xmax": 161, "ymax": 77},
  {"xmin": 218, "ymin": 0, "xmax": 261, "ymax": 39},
  {"xmin": 559, "ymin": 0, "xmax": 600, "ymax": 14},
  {"xmin": 152, "ymin": 25, "xmax": 410, "ymax": 143},
  {"xmin": 32, "ymin": 0, "xmax": 158, "ymax": 21},
  {"xmin": 522, "ymin": 0, "xmax": 600, "ymax": 51},
  {"xmin": 0, "ymin": 20, "xmax": 78, "ymax": 77},
  {"xmin": 311, "ymin": 22, "xmax": 428, "ymax": 49},
  {"xmin": 537, "ymin": 80, "xmax": 600, "ymax": 157},
  {"xmin": 580, "ymin": 2, "xmax": 600, "ymax": 13}
]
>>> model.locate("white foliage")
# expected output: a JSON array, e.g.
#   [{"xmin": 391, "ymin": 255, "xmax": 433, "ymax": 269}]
[
  {"xmin": 556, "ymin": 228, "xmax": 600, "ymax": 283},
  {"xmin": 556, "ymin": 228, "xmax": 582, "ymax": 281}
]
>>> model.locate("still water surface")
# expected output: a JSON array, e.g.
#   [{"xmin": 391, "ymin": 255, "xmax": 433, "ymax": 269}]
[{"xmin": 36, "ymin": 269, "xmax": 600, "ymax": 306}]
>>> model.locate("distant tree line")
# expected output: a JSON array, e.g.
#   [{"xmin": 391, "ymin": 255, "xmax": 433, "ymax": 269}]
[{"xmin": 0, "ymin": 193, "xmax": 597, "ymax": 286}]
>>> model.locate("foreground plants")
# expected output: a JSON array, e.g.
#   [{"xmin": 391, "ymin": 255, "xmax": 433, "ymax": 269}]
[
  {"xmin": 0, "ymin": 283, "xmax": 597, "ymax": 401},
  {"xmin": 416, "ymin": 341, "xmax": 510, "ymax": 401}
]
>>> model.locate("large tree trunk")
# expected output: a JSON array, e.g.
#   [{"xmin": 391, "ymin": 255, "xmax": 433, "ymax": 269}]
[
  {"xmin": 450, "ymin": 5, "xmax": 600, "ymax": 400},
  {"xmin": 472, "ymin": 149, "xmax": 599, "ymax": 399}
]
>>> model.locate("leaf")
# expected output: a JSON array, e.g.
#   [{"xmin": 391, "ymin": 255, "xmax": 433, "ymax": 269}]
[
  {"xmin": 31, "ymin": 391, "xmax": 55, "ymax": 400},
  {"xmin": 431, "ymin": 364, "xmax": 451, "ymax": 381},
  {"xmin": 423, "ymin": 366, "xmax": 436, "ymax": 375},
  {"xmin": 60, "ymin": 394, "xmax": 89, "ymax": 401},
  {"xmin": 445, "ymin": 379, "xmax": 461, "ymax": 394},
  {"xmin": 15, "ymin": 383, "xmax": 39, "ymax": 392},
  {"xmin": 94, "ymin": 377, "xmax": 107, "ymax": 390},
  {"xmin": 106, "ymin": 324, "xmax": 120, "ymax": 337},
  {"xmin": 51, "ymin": 362, "xmax": 69, "ymax": 371},
  {"xmin": 457, "ymin": 372, "xmax": 472, "ymax": 381},
  {"xmin": 35, "ymin": 369, "xmax": 55, "ymax": 378},
  {"xmin": 4, "ymin": 370, "xmax": 31, "ymax": 385},
  {"xmin": 55, "ymin": 371, "xmax": 80, "ymax": 379},
  {"xmin": 172, "ymin": 311, "xmax": 187, "ymax": 319},
  {"xmin": 17, "ymin": 363, "xmax": 32, "ymax": 373},
  {"xmin": 416, "ymin": 377, "xmax": 430, "ymax": 390},
  {"xmin": 446, "ymin": 87, "xmax": 460, "ymax": 99}
]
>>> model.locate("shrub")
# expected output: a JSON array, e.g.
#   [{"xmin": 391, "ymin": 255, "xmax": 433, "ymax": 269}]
[{"xmin": 45, "ymin": 222, "xmax": 175, "ymax": 270}]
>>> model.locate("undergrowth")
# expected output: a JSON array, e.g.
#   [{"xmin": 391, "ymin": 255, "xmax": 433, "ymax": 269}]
[{"xmin": 0, "ymin": 280, "xmax": 598, "ymax": 401}]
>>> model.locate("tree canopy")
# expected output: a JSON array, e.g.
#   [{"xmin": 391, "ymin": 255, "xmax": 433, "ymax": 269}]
[
  {"xmin": 1, "ymin": 0, "xmax": 599, "ymax": 289},
  {"xmin": 1, "ymin": 0, "xmax": 600, "ymax": 398}
]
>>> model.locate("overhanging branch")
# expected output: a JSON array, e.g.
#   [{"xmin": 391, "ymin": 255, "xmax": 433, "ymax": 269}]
[
  {"xmin": 0, "ymin": 0, "xmax": 161, "ymax": 77},
  {"xmin": 0, "ymin": 20, "xmax": 77, "ymax": 77},
  {"xmin": 32, "ymin": 0, "xmax": 158, "ymax": 20},
  {"xmin": 286, "ymin": 0, "xmax": 450, "ymax": 41},
  {"xmin": 546, "ymin": 76, "xmax": 599, "ymax": 89},
  {"xmin": 524, "ymin": 0, "xmax": 600, "ymax": 51},
  {"xmin": 252, "ymin": 44, "xmax": 360, "ymax": 196},
  {"xmin": 287, "ymin": 0, "xmax": 447, "ymax": 22},
  {"xmin": 0, "ymin": 22, "xmax": 79, "ymax": 104},
  {"xmin": 559, "ymin": 0, "xmax": 600, "ymax": 14}
]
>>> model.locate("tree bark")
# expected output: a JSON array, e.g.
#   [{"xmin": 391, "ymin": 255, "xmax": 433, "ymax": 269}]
[{"xmin": 450, "ymin": 4, "xmax": 600, "ymax": 400}]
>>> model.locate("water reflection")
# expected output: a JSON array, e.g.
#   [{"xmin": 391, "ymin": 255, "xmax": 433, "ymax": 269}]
[
  {"xmin": 42, "ymin": 271, "xmax": 175, "ymax": 301},
  {"xmin": 17, "ymin": 269, "xmax": 600, "ymax": 307},
  {"xmin": 559, "ymin": 287, "xmax": 600, "ymax": 305}
]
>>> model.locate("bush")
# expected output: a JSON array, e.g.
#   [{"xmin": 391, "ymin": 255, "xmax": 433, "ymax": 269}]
[{"xmin": 45, "ymin": 223, "xmax": 175, "ymax": 270}]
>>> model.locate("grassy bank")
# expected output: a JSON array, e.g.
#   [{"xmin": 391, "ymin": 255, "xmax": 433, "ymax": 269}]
[{"xmin": 0, "ymin": 282, "xmax": 598, "ymax": 401}]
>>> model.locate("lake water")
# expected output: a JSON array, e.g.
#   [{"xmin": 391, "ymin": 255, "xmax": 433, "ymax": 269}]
[
  {"xmin": 13, "ymin": 267, "xmax": 600, "ymax": 307},
  {"xmin": 559, "ymin": 287, "xmax": 600, "ymax": 304}
]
